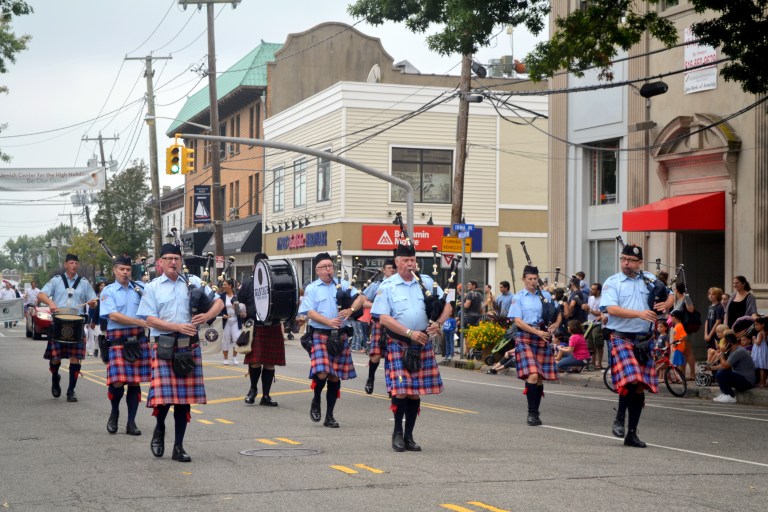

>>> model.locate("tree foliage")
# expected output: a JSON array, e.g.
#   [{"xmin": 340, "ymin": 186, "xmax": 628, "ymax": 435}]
[
  {"xmin": 348, "ymin": 0, "xmax": 549, "ymax": 56},
  {"xmin": 93, "ymin": 160, "xmax": 152, "ymax": 259},
  {"xmin": 2, "ymin": 223, "xmax": 74, "ymax": 283},
  {"xmin": 525, "ymin": 0, "xmax": 768, "ymax": 95},
  {"xmin": 0, "ymin": 0, "xmax": 33, "ymax": 163}
]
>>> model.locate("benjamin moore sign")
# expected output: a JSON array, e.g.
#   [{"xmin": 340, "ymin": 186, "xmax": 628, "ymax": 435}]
[{"xmin": 0, "ymin": 167, "xmax": 107, "ymax": 191}]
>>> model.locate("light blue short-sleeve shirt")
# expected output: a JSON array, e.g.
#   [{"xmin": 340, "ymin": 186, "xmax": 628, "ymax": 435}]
[
  {"xmin": 100, "ymin": 280, "xmax": 144, "ymax": 331},
  {"xmin": 298, "ymin": 278, "xmax": 358, "ymax": 330},
  {"xmin": 41, "ymin": 273, "xmax": 97, "ymax": 314},
  {"xmin": 509, "ymin": 288, "xmax": 552, "ymax": 325},
  {"xmin": 136, "ymin": 274, "xmax": 193, "ymax": 337},
  {"xmin": 370, "ymin": 273, "xmax": 443, "ymax": 332},
  {"xmin": 600, "ymin": 271, "xmax": 654, "ymax": 333}
]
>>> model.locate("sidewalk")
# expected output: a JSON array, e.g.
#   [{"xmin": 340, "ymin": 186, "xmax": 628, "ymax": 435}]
[{"xmin": 437, "ymin": 357, "xmax": 768, "ymax": 407}]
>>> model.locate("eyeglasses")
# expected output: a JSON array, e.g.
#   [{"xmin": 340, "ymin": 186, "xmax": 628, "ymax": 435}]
[
  {"xmin": 315, "ymin": 264, "xmax": 334, "ymax": 270},
  {"xmin": 619, "ymin": 257, "xmax": 640, "ymax": 263},
  {"xmin": 162, "ymin": 256, "xmax": 182, "ymax": 262}
]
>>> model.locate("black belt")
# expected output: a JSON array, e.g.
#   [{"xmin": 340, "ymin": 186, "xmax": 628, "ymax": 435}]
[
  {"xmin": 386, "ymin": 329, "xmax": 426, "ymax": 344},
  {"xmin": 312, "ymin": 327, "xmax": 353, "ymax": 336},
  {"xmin": 613, "ymin": 331, "xmax": 653, "ymax": 342},
  {"xmin": 108, "ymin": 337, "xmax": 147, "ymax": 347},
  {"xmin": 151, "ymin": 335, "xmax": 199, "ymax": 345}
]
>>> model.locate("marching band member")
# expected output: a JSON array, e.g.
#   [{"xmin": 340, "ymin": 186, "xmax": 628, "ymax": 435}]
[
  {"xmin": 137, "ymin": 243, "xmax": 223, "ymax": 462},
  {"xmin": 298, "ymin": 252, "xmax": 362, "ymax": 428},
  {"xmin": 363, "ymin": 258, "xmax": 396, "ymax": 394},
  {"xmin": 371, "ymin": 243, "xmax": 452, "ymax": 452},
  {"xmin": 510, "ymin": 265, "xmax": 562, "ymax": 426},
  {"xmin": 237, "ymin": 253, "xmax": 286, "ymax": 407},
  {"xmin": 99, "ymin": 254, "xmax": 150, "ymax": 436},
  {"xmin": 37, "ymin": 253, "xmax": 98, "ymax": 402}
]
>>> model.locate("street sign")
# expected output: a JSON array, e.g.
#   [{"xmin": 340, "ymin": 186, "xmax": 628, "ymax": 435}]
[
  {"xmin": 442, "ymin": 236, "xmax": 472, "ymax": 253},
  {"xmin": 452, "ymin": 223, "xmax": 475, "ymax": 232},
  {"xmin": 457, "ymin": 231, "xmax": 470, "ymax": 239},
  {"xmin": 215, "ymin": 255, "xmax": 224, "ymax": 269},
  {"xmin": 440, "ymin": 253, "xmax": 472, "ymax": 269}
]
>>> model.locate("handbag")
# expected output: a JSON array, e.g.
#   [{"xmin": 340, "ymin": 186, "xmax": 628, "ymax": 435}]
[
  {"xmin": 326, "ymin": 329, "xmax": 343, "ymax": 357},
  {"xmin": 97, "ymin": 335, "xmax": 109, "ymax": 364},
  {"xmin": 122, "ymin": 337, "xmax": 142, "ymax": 363},
  {"xmin": 172, "ymin": 351, "xmax": 196, "ymax": 376},
  {"xmin": 235, "ymin": 320, "xmax": 254, "ymax": 355},
  {"xmin": 403, "ymin": 345, "xmax": 422, "ymax": 373},
  {"xmin": 300, "ymin": 327, "xmax": 313, "ymax": 355}
]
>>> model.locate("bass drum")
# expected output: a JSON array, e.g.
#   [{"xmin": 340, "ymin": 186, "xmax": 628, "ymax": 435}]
[{"xmin": 253, "ymin": 258, "xmax": 299, "ymax": 325}]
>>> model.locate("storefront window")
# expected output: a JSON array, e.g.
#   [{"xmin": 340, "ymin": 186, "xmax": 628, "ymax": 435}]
[{"xmin": 391, "ymin": 147, "xmax": 452, "ymax": 204}]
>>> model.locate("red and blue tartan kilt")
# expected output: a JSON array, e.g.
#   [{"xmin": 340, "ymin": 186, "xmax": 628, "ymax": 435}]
[
  {"xmin": 145, "ymin": 344, "xmax": 206, "ymax": 407},
  {"xmin": 106, "ymin": 327, "xmax": 151, "ymax": 386},
  {"xmin": 609, "ymin": 334, "xmax": 658, "ymax": 394},
  {"xmin": 43, "ymin": 330, "xmax": 86, "ymax": 360},
  {"xmin": 514, "ymin": 331, "xmax": 558, "ymax": 381},
  {"xmin": 308, "ymin": 331, "xmax": 356, "ymax": 381},
  {"xmin": 244, "ymin": 323, "xmax": 286, "ymax": 366},
  {"xmin": 385, "ymin": 338, "xmax": 443, "ymax": 396},
  {"xmin": 368, "ymin": 322, "xmax": 386, "ymax": 358}
]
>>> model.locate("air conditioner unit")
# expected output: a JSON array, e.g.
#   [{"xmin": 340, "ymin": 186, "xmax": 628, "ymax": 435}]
[{"xmin": 227, "ymin": 143, "xmax": 236, "ymax": 157}]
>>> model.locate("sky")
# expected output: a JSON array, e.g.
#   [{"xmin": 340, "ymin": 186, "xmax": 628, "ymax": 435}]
[{"xmin": 0, "ymin": 0, "xmax": 547, "ymax": 246}]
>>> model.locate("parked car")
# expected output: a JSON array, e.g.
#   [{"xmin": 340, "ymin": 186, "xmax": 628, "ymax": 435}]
[{"xmin": 25, "ymin": 302, "xmax": 52, "ymax": 340}]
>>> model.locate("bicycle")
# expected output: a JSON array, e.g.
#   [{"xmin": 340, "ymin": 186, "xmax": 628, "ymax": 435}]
[{"xmin": 603, "ymin": 344, "xmax": 687, "ymax": 397}]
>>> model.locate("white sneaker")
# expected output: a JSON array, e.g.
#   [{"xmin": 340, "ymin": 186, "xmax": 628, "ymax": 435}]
[
  {"xmin": 222, "ymin": 360, "xmax": 230, "ymax": 365},
  {"xmin": 232, "ymin": 359, "xmax": 239, "ymax": 365},
  {"xmin": 712, "ymin": 393, "xmax": 726, "ymax": 402},
  {"xmin": 720, "ymin": 394, "xmax": 738, "ymax": 403}
]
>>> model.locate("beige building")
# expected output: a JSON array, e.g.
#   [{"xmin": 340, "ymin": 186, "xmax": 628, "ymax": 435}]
[{"xmin": 548, "ymin": 2, "xmax": 767, "ymax": 322}]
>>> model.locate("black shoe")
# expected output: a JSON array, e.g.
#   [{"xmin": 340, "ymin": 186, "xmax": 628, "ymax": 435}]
[
  {"xmin": 260, "ymin": 396, "xmax": 279, "ymax": 407},
  {"xmin": 126, "ymin": 421, "xmax": 141, "ymax": 436},
  {"xmin": 244, "ymin": 388, "xmax": 257, "ymax": 405},
  {"xmin": 392, "ymin": 432, "xmax": 405, "ymax": 452},
  {"xmin": 310, "ymin": 397, "xmax": 321, "ymax": 422},
  {"xmin": 107, "ymin": 413, "xmax": 118, "ymax": 434},
  {"xmin": 612, "ymin": 419, "xmax": 626, "ymax": 438},
  {"xmin": 51, "ymin": 373, "xmax": 61, "ymax": 398},
  {"xmin": 404, "ymin": 436, "xmax": 422, "ymax": 452},
  {"xmin": 323, "ymin": 415, "xmax": 339, "ymax": 428},
  {"xmin": 364, "ymin": 378, "xmax": 374, "ymax": 395},
  {"xmin": 526, "ymin": 412, "xmax": 542, "ymax": 426},
  {"xmin": 624, "ymin": 430, "xmax": 647, "ymax": 448},
  {"xmin": 172, "ymin": 444, "xmax": 191, "ymax": 462},
  {"xmin": 150, "ymin": 428, "xmax": 165, "ymax": 458},
  {"xmin": 93, "ymin": 348, "xmax": 99, "ymax": 358},
  {"xmin": 485, "ymin": 369, "xmax": 498, "ymax": 375},
  {"xmin": 66, "ymin": 391, "xmax": 78, "ymax": 403},
  {"xmin": 287, "ymin": 333, "xmax": 294, "ymax": 340}
]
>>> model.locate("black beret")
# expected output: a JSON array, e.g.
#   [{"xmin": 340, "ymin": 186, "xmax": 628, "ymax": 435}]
[
  {"xmin": 253, "ymin": 252, "xmax": 268, "ymax": 265},
  {"xmin": 65, "ymin": 253, "xmax": 79, "ymax": 262},
  {"xmin": 394, "ymin": 243, "xmax": 416, "ymax": 257},
  {"xmin": 313, "ymin": 252, "xmax": 332, "ymax": 268},
  {"xmin": 159, "ymin": 243, "xmax": 182, "ymax": 257},
  {"xmin": 621, "ymin": 244, "xmax": 643, "ymax": 260},
  {"xmin": 523, "ymin": 265, "xmax": 539, "ymax": 276},
  {"xmin": 113, "ymin": 254, "xmax": 132, "ymax": 266},
  {"xmin": 383, "ymin": 258, "xmax": 395, "ymax": 267}
]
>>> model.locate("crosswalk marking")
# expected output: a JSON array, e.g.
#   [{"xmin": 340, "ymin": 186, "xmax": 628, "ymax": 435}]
[
  {"xmin": 330, "ymin": 465, "xmax": 358, "ymax": 474},
  {"xmin": 215, "ymin": 419, "xmax": 233, "ymax": 424},
  {"xmin": 256, "ymin": 438, "xmax": 279, "ymax": 445},
  {"xmin": 440, "ymin": 505, "xmax": 475, "ymax": 512},
  {"xmin": 274, "ymin": 438, "xmax": 301, "ymax": 445},
  {"xmin": 467, "ymin": 502, "xmax": 510, "ymax": 512},
  {"xmin": 198, "ymin": 420, "xmax": 214, "ymax": 425},
  {"xmin": 353, "ymin": 464, "xmax": 384, "ymax": 474}
]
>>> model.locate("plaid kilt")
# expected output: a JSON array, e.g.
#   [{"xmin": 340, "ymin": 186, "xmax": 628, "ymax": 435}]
[
  {"xmin": 146, "ymin": 343, "xmax": 206, "ymax": 407},
  {"xmin": 43, "ymin": 330, "xmax": 86, "ymax": 361},
  {"xmin": 609, "ymin": 334, "xmax": 658, "ymax": 394},
  {"xmin": 385, "ymin": 338, "xmax": 443, "ymax": 396},
  {"xmin": 244, "ymin": 323, "xmax": 286, "ymax": 366},
  {"xmin": 368, "ymin": 321, "xmax": 387, "ymax": 358},
  {"xmin": 106, "ymin": 327, "xmax": 151, "ymax": 386},
  {"xmin": 308, "ymin": 331, "xmax": 356, "ymax": 381},
  {"xmin": 514, "ymin": 331, "xmax": 558, "ymax": 381}
]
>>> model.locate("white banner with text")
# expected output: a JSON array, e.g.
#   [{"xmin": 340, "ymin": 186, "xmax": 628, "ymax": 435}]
[{"xmin": 0, "ymin": 167, "xmax": 107, "ymax": 191}]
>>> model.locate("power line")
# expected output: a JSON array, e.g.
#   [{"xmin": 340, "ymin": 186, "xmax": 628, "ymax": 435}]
[{"xmin": 125, "ymin": 0, "xmax": 176, "ymax": 56}]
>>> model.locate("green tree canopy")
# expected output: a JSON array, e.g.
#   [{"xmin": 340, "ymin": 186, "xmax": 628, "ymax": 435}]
[{"xmin": 0, "ymin": 0, "xmax": 33, "ymax": 163}]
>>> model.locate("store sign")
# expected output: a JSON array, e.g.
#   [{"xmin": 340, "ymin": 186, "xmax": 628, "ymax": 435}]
[
  {"xmin": 276, "ymin": 230, "xmax": 328, "ymax": 251},
  {"xmin": 361, "ymin": 224, "xmax": 445, "ymax": 251},
  {"xmin": 684, "ymin": 26, "xmax": 717, "ymax": 94}
]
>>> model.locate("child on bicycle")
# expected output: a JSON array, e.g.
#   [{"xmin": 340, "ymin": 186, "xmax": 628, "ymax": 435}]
[
  {"xmin": 669, "ymin": 310, "xmax": 688, "ymax": 375},
  {"xmin": 654, "ymin": 319, "xmax": 669, "ymax": 356}
]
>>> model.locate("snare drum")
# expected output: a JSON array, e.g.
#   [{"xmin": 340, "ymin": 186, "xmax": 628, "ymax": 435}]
[
  {"xmin": 52, "ymin": 313, "xmax": 86, "ymax": 344},
  {"xmin": 253, "ymin": 259, "xmax": 299, "ymax": 324}
]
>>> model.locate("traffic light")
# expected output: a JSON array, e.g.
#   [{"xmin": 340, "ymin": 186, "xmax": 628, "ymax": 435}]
[
  {"xmin": 166, "ymin": 144, "xmax": 181, "ymax": 175},
  {"xmin": 181, "ymin": 146, "xmax": 195, "ymax": 174}
]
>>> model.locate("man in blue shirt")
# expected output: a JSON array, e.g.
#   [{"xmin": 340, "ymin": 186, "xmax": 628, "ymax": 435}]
[
  {"xmin": 361, "ymin": 258, "xmax": 395, "ymax": 394},
  {"xmin": 600, "ymin": 243, "xmax": 659, "ymax": 448},
  {"xmin": 100, "ymin": 254, "xmax": 150, "ymax": 436},
  {"xmin": 495, "ymin": 280, "xmax": 514, "ymax": 319},
  {"xmin": 298, "ymin": 252, "xmax": 363, "ymax": 428},
  {"xmin": 38, "ymin": 253, "xmax": 98, "ymax": 402}
]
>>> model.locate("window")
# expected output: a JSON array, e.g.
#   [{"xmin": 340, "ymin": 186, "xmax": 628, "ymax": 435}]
[
  {"xmin": 203, "ymin": 139, "xmax": 211, "ymax": 167},
  {"xmin": 219, "ymin": 123, "xmax": 226, "ymax": 160},
  {"xmin": 317, "ymin": 155, "xmax": 330, "ymax": 202},
  {"xmin": 235, "ymin": 180, "xmax": 240, "ymax": 211},
  {"xmin": 587, "ymin": 139, "xmax": 619, "ymax": 205},
  {"xmin": 273, "ymin": 167, "xmax": 284, "ymax": 213},
  {"xmin": 229, "ymin": 115, "xmax": 240, "ymax": 154},
  {"xmin": 229, "ymin": 183, "xmax": 234, "ymax": 208},
  {"xmin": 661, "ymin": 0, "xmax": 679, "ymax": 10},
  {"xmin": 293, "ymin": 158, "xmax": 307, "ymax": 207},
  {"xmin": 391, "ymin": 147, "xmax": 453, "ymax": 203},
  {"xmin": 254, "ymin": 173, "xmax": 260, "ymax": 213},
  {"xmin": 590, "ymin": 239, "xmax": 618, "ymax": 284},
  {"xmin": 248, "ymin": 175, "xmax": 253, "ymax": 216}
]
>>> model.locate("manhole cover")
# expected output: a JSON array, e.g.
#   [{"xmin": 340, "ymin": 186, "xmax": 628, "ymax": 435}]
[{"xmin": 240, "ymin": 448, "xmax": 322, "ymax": 457}]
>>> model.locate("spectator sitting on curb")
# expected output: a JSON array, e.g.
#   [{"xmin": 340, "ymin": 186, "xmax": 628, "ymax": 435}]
[
  {"xmin": 556, "ymin": 320, "xmax": 590, "ymax": 372},
  {"xmin": 707, "ymin": 331, "xmax": 756, "ymax": 403},
  {"xmin": 485, "ymin": 348, "xmax": 515, "ymax": 374}
]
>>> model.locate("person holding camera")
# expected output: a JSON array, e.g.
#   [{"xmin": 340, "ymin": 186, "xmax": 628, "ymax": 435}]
[{"xmin": 707, "ymin": 331, "xmax": 756, "ymax": 403}]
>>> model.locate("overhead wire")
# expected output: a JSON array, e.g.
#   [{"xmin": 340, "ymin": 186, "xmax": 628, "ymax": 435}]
[{"xmin": 125, "ymin": 0, "xmax": 176, "ymax": 56}]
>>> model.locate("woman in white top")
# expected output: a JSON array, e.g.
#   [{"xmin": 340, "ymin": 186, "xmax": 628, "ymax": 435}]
[{"xmin": 218, "ymin": 279, "xmax": 242, "ymax": 365}]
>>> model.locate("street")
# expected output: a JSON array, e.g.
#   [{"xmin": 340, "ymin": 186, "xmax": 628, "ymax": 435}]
[{"xmin": 1, "ymin": 328, "xmax": 766, "ymax": 512}]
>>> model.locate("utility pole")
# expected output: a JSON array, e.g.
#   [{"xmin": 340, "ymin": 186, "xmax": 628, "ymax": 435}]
[
  {"xmin": 127, "ymin": 55, "xmax": 171, "ymax": 257},
  {"xmin": 451, "ymin": 55, "xmax": 472, "ymax": 236},
  {"xmin": 82, "ymin": 133, "xmax": 119, "ymax": 233}
]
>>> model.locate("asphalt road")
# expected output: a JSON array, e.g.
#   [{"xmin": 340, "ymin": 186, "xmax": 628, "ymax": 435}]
[{"xmin": 1, "ymin": 326, "xmax": 766, "ymax": 512}]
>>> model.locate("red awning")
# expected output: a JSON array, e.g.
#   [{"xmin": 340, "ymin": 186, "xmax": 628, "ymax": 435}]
[{"xmin": 622, "ymin": 192, "xmax": 725, "ymax": 232}]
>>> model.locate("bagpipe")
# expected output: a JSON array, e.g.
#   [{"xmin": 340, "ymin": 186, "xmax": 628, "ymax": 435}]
[
  {"xmin": 170, "ymin": 227, "xmax": 215, "ymax": 317},
  {"xmin": 97, "ymin": 238, "xmax": 143, "ymax": 297},
  {"xmin": 615, "ymin": 236, "xmax": 669, "ymax": 312},
  {"xmin": 334, "ymin": 239, "xmax": 363, "ymax": 320},
  {"xmin": 519, "ymin": 241, "xmax": 559, "ymax": 327}
]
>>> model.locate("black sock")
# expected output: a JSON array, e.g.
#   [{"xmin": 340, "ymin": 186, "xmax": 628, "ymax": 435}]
[
  {"xmin": 173, "ymin": 404, "xmax": 190, "ymax": 447},
  {"xmin": 312, "ymin": 375, "xmax": 327, "ymax": 401},
  {"xmin": 532, "ymin": 384, "xmax": 544, "ymax": 412},
  {"xmin": 525, "ymin": 382, "xmax": 538, "ymax": 413},
  {"xmin": 261, "ymin": 368, "xmax": 275, "ymax": 397},
  {"xmin": 404, "ymin": 398, "xmax": 420, "ymax": 438},
  {"xmin": 49, "ymin": 362, "xmax": 61, "ymax": 376},
  {"xmin": 126, "ymin": 386, "xmax": 141, "ymax": 423},
  {"xmin": 249, "ymin": 365, "xmax": 262, "ymax": 392},
  {"xmin": 108, "ymin": 385, "xmax": 124, "ymax": 415},
  {"xmin": 326, "ymin": 380, "xmax": 340, "ymax": 417},
  {"xmin": 367, "ymin": 360, "xmax": 379, "ymax": 380},
  {"xmin": 67, "ymin": 363, "xmax": 81, "ymax": 393},
  {"xmin": 616, "ymin": 393, "xmax": 630, "ymax": 423},
  {"xmin": 627, "ymin": 392, "xmax": 645, "ymax": 432},
  {"xmin": 154, "ymin": 404, "xmax": 171, "ymax": 432},
  {"xmin": 391, "ymin": 397, "xmax": 405, "ymax": 434}
]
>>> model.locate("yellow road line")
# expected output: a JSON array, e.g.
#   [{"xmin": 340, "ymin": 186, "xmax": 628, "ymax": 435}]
[
  {"xmin": 256, "ymin": 438, "xmax": 279, "ymax": 445},
  {"xmin": 467, "ymin": 502, "xmax": 510, "ymax": 512},
  {"xmin": 440, "ymin": 505, "xmax": 476, "ymax": 512},
  {"xmin": 190, "ymin": 408, "xmax": 203, "ymax": 414},
  {"xmin": 330, "ymin": 465, "xmax": 358, "ymax": 475},
  {"xmin": 215, "ymin": 419, "xmax": 233, "ymax": 424},
  {"xmin": 202, "ymin": 375, "xmax": 245, "ymax": 381},
  {"xmin": 198, "ymin": 419, "xmax": 214, "ymax": 425},
  {"xmin": 353, "ymin": 464, "xmax": 384, "ymax": 474},
  {"xmin": 274, "ymin": 438, "xmax": 301, "ymax": 445},
  {"xmin": 206, "ymin": 389, "xmax": 311, "ymax": 405}
]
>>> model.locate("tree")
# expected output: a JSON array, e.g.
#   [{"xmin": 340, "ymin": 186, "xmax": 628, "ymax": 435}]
[
  {"xmin": 0, "ymin": 0, "xmax": 33, "ymax": 162},
  {"xmin": 68, "ymin": 231, "xmax": 110, "ymax": 283},
  {"xmin": 93, "ymin": 160, "xmax": 153, "ymax": 259},
  {"xmin": 525, "ymin": 0, "xmax": 768, "ymax": 95}
]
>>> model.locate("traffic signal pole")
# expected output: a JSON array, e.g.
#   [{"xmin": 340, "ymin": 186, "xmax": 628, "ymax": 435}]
[{"xmin": 205, "ymin": 2, "xmax": 224, "ymax": 282}]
